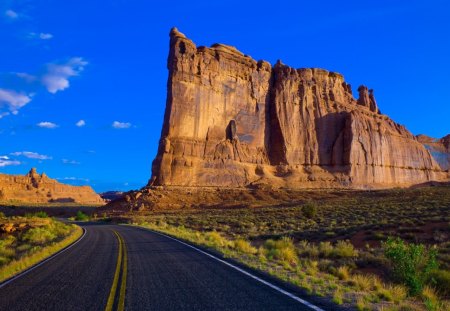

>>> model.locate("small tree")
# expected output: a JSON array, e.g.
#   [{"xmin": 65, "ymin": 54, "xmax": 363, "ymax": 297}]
[
  {"xmin": 302, "ymin": 202, "xmax": 317, "ymax": 219},
  {"xmin": 383, "ymin": 237, "xmax": 438, "ymax": 295}
]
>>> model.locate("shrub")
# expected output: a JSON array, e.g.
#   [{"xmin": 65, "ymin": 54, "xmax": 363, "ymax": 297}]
[
  {"xmin": 233, "ymin": 239, "xmax": 257, "ymax": 254},
  {"xmin": 383, "ymin": 237, "xmax": 438, "ymax": 295},
  {"xmin": 332, "ymin": 288, "xmax": 344, "ymax": 305},
  {"xmin": 264, "ymin": 237, "xmax": 298, "ymax": 265},
  {"xmin": 75, "ymin": 211, "xmax": 89, "ymax": 221},
  {"xmin": 336, "ymin": 265, "xmax": 350, "ymax": 280},
  {"xmin": 205, "ymin": 231, "xmax": 229, "ymax": 248},
  {"xmin": 318, "ymin": 241, "xmax": 333, "ymax": 257},
  {"xmin": 302, "ymin": 202, "xmax": 317, "ymax": 219},
  {"xmin": 350, "ymin": 274, "xmax": 373, "ymax": 291},
  {"xmin": 429, "ymin": 269, "xmax": 450, "ymax": 296},
  {"xmin": 334, "ymin": 240, "xmax": 358, "ymax": 258},
  {"xmin": 34, "ymin": 211, "xmax": 48, "ymax": 218},
  {"xmin": 22, "ymin": 226, "xmax": 56, "ymax": 245}
]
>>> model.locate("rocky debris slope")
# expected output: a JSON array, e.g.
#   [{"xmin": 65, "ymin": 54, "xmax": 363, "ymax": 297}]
[
  {"xmin": 0, "ymin": 168, "xmax": 104, "ymax": 205},
  {"xmin": 149, "ymin": 28, "xmax": 447, "ymax": 190},
  {"xmin": 417, "ymin": 134, "xmax": 450, "ymax": 171}
]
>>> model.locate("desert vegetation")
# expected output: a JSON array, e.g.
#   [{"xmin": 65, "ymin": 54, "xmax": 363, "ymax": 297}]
[
  {"xmin": 126, "ymin": 186, "xmax": 450, "ymax": 310},
  {"xmin": 0, "ymin": 212, "xmax": 82, "ymax": 282}
]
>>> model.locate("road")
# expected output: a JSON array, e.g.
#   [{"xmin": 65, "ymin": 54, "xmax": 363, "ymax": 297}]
[{"xmin": 0, "ymin": 223, "xmax": 324, "ymax": 311}]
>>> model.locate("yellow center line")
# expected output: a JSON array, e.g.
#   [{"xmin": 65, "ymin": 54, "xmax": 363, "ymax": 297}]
[
  {"xmin": 105, "ymin": 230, "xmax": 127, "ymax": 311},
  {"xmin": 118, "ymin": 235, "xmax": 127, "ymax": 311}
]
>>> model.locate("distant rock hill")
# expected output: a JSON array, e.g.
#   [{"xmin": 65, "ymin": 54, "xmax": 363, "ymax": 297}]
[
  {"xmin": 106, "ymin": 28, "xmax": 449, "ymax": 211},
  {"xmin": 0, "ymin": 168, "xmax": 104, "ymax": 205}
]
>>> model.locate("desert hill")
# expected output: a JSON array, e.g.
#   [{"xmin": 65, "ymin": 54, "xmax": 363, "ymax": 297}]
[
  {"xmin": 106, "ymin": 28, "xmax": 449, "ymax": 211},
  {"xmin": 0, "ymin": 168, "xmax": 104, "ymax": 205}
]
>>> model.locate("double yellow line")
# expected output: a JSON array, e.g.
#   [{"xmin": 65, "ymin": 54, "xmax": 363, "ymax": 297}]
[{"xmin": 105, "ymin": 230, "xmax": 128, "ymax": 311}]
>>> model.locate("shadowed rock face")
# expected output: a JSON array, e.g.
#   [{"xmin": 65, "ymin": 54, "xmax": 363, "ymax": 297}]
[
  {"xmin": 149, "ymin": 28, "xmax": 448, "ymax": 189},
  {"xmin": 0, "ymin": 168, "xmax": 104, "ymax": 204},
  {"xmin": 417, "ymin": 134, "xmax": 450, "ymax": 171}
]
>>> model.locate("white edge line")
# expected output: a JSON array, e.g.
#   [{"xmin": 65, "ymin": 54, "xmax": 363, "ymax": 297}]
[
  {"xmin": 0, "ymin": 227, "xmax": 87, "ymax": 289},
  {"xmin": 132, "ymin": 225, "xmax": 324, "ymax": 311}
]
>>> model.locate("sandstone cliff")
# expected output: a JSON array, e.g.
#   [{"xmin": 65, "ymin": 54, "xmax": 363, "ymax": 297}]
[
  {"xmin": 417, "ymin": 134, "xmax": 450, "ymax": 171},
  {"xmin": 0, "ymin": 168, "xmax": 104, "ymax": 205},
  {"xmin": 149, "ymin": 28, "xmax": 447, "ymax": 189}
]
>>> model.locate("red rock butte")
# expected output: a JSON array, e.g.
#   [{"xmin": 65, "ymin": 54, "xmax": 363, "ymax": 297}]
[
  {"xmin": 0, "ymin": 168, "xmax": 104, "ymax": 205},
  {"xmin": 147, "ymin": 28, "xmax": 449, "ymax": 190}
]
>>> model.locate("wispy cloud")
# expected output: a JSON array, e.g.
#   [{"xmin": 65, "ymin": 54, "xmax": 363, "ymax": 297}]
[
  {"xmin": 42, "ymin": 57, "xmax": 88, "ymax": 94},
  {"xmin": 0, "ymin": 89, "xmax": 32, "ymax": 118},
  {"xmin": 39, "ymin": 33, "xmax": 53, "ymax": 40},
  {"xmin": 75, "ymin": 119, "xmax": 86, "ymax": 127},
  {"xmin": 0, "ymin": 157, "xmax": 21, "ymax": 167},
  {"xmin": 16, "ymin": 72, "xmax": 37, "ymax": 82},
  {"xmin": 37, "ymin": 121, "xmax": 58, "ymax": 129},
  {"xmin": 112, "ymin": 121, "xmax": 131, "ymax": 129},
  {"xmin": 62, "ymin": 159, "xmax": 80, "ymax": 165},
  {"xmin": 5, "ymin": 9, "xmax": 18, "ymax": 19},
  {"xmin": 28, "ymin": 32, "xmax": 54, "ymax": 40},
  {"xmin": 11, "ymin": 151, "xmax": 52, "ymax": 160}
]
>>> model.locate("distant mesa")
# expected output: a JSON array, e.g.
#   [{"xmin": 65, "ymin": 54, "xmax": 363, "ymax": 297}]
[
  {"xmin": 147, "ymin": 28, "xmax": 449, "ymax": 189},
  {"xmin": 100, "ymin": 191, "xmax": 125, "ymax": 202},
  {"xmin": 0, "ymin": 168, "xmax": 104, "ymax": 205}
]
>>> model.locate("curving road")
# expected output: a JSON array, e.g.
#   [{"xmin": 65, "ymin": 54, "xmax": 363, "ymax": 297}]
[{"xmin": 0, "ymin": 223, "xmax": 325, "ymax": 311}]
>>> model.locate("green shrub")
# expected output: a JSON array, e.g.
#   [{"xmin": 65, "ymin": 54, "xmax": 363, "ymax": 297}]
[
  {"xmin": 333, "ymin": 240, "xmax": 358, "ymax": 258},
  {"xmin": 233, "ymin": 239, "xmax": 257, "ymax": 254},
  {"xmin": 22, "ymin": 226, "xmax": 57, "ymax": 245},
  {"xmin": 264, "ymin": 237, "xmax": 298, "ymax": 265},
  {"xmin": 205, "ymin": 231, "xmax": 229, "ymax": 248},
  {"xmin": 383, "ymin": 237, "xmax": 438, "ymax": 295},
  {"xmin": 75, "ymin": 211, "xmax": 89, "ymax": 221},
  {"xmin": 34, "ymin": 211, "xmax": 48, "ymax": 218},
  {"xmin": 302, "ymin": 202, "xmax": 317, "ymax": 219},
  {"xmin": 430, "ymin": 269, "xmax": 450, "ymax": 296}
]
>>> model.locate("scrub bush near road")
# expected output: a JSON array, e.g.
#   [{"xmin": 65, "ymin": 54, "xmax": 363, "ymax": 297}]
[{"xmin": 0, "ymin": 215, "xmax": 82, "ymax": 281}]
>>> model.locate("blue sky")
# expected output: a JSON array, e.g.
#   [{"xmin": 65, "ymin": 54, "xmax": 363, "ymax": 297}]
[{"xmin": 0, "ymin": 0, "xmax": 449, "ymax": 192}]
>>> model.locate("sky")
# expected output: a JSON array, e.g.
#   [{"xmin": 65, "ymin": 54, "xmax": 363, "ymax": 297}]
[{"xmin": 0, "ymin": 0, "xmax": 449, "ymax": 192}]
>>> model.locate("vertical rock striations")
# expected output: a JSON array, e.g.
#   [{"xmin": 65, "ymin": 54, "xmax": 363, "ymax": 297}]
[{"xmin": 149, "ymin": 28, "xmax": 447, "ymax": 189}]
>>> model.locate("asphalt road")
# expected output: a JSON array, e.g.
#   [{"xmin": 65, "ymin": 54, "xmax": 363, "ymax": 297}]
[{"xmin": 0, "ymin": 223, "xmax": 322, "ymax": 311}]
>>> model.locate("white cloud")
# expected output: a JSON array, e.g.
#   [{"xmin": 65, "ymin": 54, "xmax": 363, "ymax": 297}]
[
  {"xmin": 42, "ymin": 57, "xmax": 88, "ymax": 94},
  {"xmin": 16, "ymin": 72, "xmax": 37, "ymax": 82},
  {"xmin": 37, "ymin": 121, "xmax": 58, "ymax": 129},
  {"xmin": 0, "ymin": 89, "xmax": 32, "ymax": 117},
  {"xmin": 62, "ymin": 159, "xmax": 80, "ymax": 165},
  {"xmin": 11, "ymin": 151, "xmax": 52, "ymax": 160},
  {"xmin": 76, "ymin": 119, "xmax": 86, "ymax": 127},
  {"xmin": 5, "ymin": 9, "xmax": 18, "ymax": 19},
  {"xmin": 112, "ymin": 121, "xmax": 131, "ymax": 129},
  {"xmin": 0, "ymin": 159, "xmax": 21, "ymax": 167},
  {"xmin": 39, "ymin": 33, "xmax": 53, "ymax": 40}
]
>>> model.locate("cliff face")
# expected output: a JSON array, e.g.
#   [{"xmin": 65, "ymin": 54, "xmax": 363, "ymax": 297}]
[
  {"xmin": 150, "ymin": 28, "xmax": 447, "ymax": 189},
  {"xmin": 0, "ymin": 168, "xmax": 104, "ymax": 204},
  {"xmin": 417, "ymin": 135, "xmax": 450, "ymax": 171}
]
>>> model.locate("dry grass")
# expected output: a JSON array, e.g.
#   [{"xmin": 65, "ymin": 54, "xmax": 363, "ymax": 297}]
[
  {"xmin": 0, "ymin": 215, "xmax": 82, "ymax": 282},
  {"xmin": 125, "ymin": 186, "xmax": 450, "ymax": 310}
]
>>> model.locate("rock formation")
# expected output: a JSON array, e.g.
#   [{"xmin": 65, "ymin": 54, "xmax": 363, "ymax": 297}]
[
  {"xmin": 417, "ymin": 135, "xmax": 450, "ymax": 171},
  {"xmin": 0, "ymin": 168, "xmax": 104, "ymax": 204},
  {"xmin": 149, "ymin": 28, "xmax": 447, "ymax": 190}
]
